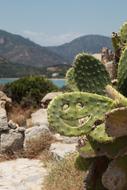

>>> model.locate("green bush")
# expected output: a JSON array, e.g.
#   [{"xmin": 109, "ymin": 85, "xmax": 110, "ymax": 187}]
[{"xmin": 4, "ymin": 75, "xmax": 58, "ymax": 107}]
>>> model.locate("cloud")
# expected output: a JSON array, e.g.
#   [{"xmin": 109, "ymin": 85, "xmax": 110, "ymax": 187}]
[{"xmin": 22, "ymin": 30, "xmax": 82, "ymax": 46}]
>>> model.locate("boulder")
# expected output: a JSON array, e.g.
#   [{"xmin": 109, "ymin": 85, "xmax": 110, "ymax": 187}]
[
  {"xmin": 24, "ymin": 125, "xmax": 52, "ymax": 154},
  {"xmin": 41, "ymin": 92, "xmax": 62, "ymax": 108},
  {"xmin": 0, "ymin": 91, "xmax": 11, "ymax": 103},
  {"xmin": 49, "ymin": 142, "xmax": 77, "ymax": 160},
  {"xmin": 26, "ymin": 109, "xmax": 49, "ymax": 128},
  {"xmin": 0, "ymin": 106, "xmax": 9, "ymax": 131},
  {"xmin": 1, "ymin": 129, "xmax": 24, "ymax": 153}
]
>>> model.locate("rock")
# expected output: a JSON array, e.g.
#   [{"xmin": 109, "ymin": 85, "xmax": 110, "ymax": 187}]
[
  {"xmin": 53, "ymin": 133, "xmax": 79, "ymax": 144},
  {"xmin": 27, "ymin": 109, "xmax": 49, "ymax": 128},
  {"xmin": 1, "ymin": 130, "xmax": 24, "ymax": 153},
  {"xmin": 102, "ymin": 159, "xmax": 127, "ymax": 190},
  {"xmin": 0, "ymin": 158, "xmax": 48, "ymax": 190},
  {"xmin": 0, "ymin": 91, "xmax": 11, "ymax": 103},
  {"xmin": 49, "ymin": 142, "xmax": 77, "ymax": 160},
  {"xmin": 24, "ymin": 125, "xmax": 52, "ymax": 154},
  {"xmin": 0, "ymin": 107, "xmax": 9, "ymax": 131},
  {"xmin": 8, "ymin": 120, "xmax": 19, "ymax": 129},
  {"xmin": 16, "ymin": 126, "xmax": 26, "ymax": 133},
  {"xmin": 41, "ymin": 92, "xmax": 62, "ymax": 108}
]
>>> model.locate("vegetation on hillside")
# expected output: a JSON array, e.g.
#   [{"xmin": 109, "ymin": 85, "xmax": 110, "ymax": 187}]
[{"xmin": 4, "ymin": 75, "xmax": 58, "ymax": 107}]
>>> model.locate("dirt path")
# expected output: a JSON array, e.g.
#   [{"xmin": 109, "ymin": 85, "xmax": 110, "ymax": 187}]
[{"xmin": 0, "ymin": 158, "xmax": 48, "ymax": 190}]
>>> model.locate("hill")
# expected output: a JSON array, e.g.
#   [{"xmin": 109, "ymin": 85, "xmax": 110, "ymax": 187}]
[
  {"xmin": 48, "ymin": 35, "xmax": 113, "ymax": 62},
  {"xmin": 0, "ymin": 56, "xmax": 70, "ymax": 78},
  {"xmin": 0, "ymin": 30, "xmax": 68, "ymax": 67}
]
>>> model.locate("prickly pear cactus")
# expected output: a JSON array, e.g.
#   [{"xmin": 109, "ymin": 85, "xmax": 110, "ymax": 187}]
[
  {"xmin": 119, "ymin": 22, "xmax": 127, "ymax": 43},
  {"xmin": 66, "ymin": 53, "xmax": 111, "ymax": 95},
  {"xmin": 73, "ymin": 53, "xmax": 111, "ymax": 95},
  {"xmin": 118, "ymin": 46, "xmax": 127, "ymax": 96},
  {"xmin": 47, "ymin": 21, "xmax": 127, "ymax": 190},
  {"xmin": 66, "ymin": 67, "xmax": 79, "ymax": 91},
  {"xmin": 48, "ymin": 92, "xmax": 115, "ymax": 136}
]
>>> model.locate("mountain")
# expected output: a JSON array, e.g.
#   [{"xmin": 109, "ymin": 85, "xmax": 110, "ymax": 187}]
[
  {"xmin": 0, "ymin": 30, "xmax": 68, "ymax": 68},
  {"xmin": 0, "ymin": 56, "xmax": 70, "ymax": 78},
  {"xmin": 48, "ymin": 35, "xmax": 113, "ymax": 62}
]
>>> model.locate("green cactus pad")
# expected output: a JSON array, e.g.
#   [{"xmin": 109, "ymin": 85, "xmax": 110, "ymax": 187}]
[
  {"xmin": 105, "ymin": 107, "xmax": 127, "ymax": 138},
  {"xmin": 73, "ymin": 53, "xmax": 111, "ymax": 95},
  {"xmin": 89, "ymin": 124, "xmax": 114, "ymax": 144},
  {"xmin": 119, "ymin": 21, "xmax": 127, "ymax": 42},
  {"xmin": 102, "ymin": 156, "xmax": 127, "ymax": 190},
  {"xmin": 65, "ymin": 67, "xmax": 79, "ymax": 91},
  {"xmin": 78, "ymin": 139, "xmax": 105, "ymax": 158},
  {"xmin": 48, "ymin": 92, "xmax": 115, "ymax": 136},
  {"xmin": 118, "ymin": 46, "xmax": 127, "ymax": 96}
]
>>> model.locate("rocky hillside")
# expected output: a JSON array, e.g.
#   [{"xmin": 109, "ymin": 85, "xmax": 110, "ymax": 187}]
[
  {"xmin": 0, "ymin": 30, "xmax": 68, "ymax": 67},
  {"xmin": 48, "ymin": 35, "xmax": 113, "ymax": 62},
  {"xmin": 0, "ymin": 56, "xmax": 69, "ymax": 78}
]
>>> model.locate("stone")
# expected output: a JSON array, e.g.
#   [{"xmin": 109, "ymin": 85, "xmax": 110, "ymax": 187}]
[
  {"xmin": 24, "ymin": 125, "xmax": 52, "ymax": 154},
  {"xmin": 1, "ymin": 130, "xmax": 24, "ymax": 153},
  {"xmin": 53, "ymin": 133, "xmax": 79, "ymax": 144},
  {"xmin": 8, "ymin": 120, "xmax": 18, "ymax": 129},
  {"xmin": 27, "ymin": 109, "xmax": 49, "ymax": 128},
  {"xmin": 16, "ymin": 126, "xmax": 26, "ymax": 133},
  {"xmin": 102, "ymin": 160, "xmax": 127, "ymax": 190},
  {"xmin": 0, "ymin": 158, "xmax": 48, "ymax": 190},
  {"xmin": 41, "ymin": 92, "xmax": 62, "ymax": 108},
  {"xmin": 49, "ymin": 142, "xmax": 77, "ymax": 160},
  {"xmin": 0, "ymin": 107, "xmax": 9, "ymax": 131},
  {"xmin": 0, "ymin": 91, "xmax": 11, "ymax": 103}
]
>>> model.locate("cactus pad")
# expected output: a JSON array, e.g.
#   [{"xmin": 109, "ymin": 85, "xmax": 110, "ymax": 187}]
[
  {"xmin": 73, "ymin": 53, "xmax": 111, "ymax": 95},
  {"xmin": 105, "ymin": 107, "xmax": 127, "ymax": 137},
  {"xmin": 89, "ymin": 124, "xmax": 114, "ymax": 144},
  {"xmin": 66, "ymin": 67, "xmax": 78, "ymax": 91},
  {"xmin": 118, "ymin": 46, "xmax": 127, "ymax": 96},
  {"xmin": 48, "ymin": 92, "xmax": 115, "ymax": 136},
  {"xmin": 119, "ymin": 22, "xmax": 127, "ymax": 43}
]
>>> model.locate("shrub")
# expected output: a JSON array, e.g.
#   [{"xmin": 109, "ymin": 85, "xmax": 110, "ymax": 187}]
[{"xmin": 4, "ymin": 75, "xmax": 58, "ymax": 107}]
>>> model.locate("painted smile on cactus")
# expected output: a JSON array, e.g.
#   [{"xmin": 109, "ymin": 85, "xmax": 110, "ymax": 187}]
[{"xmin": 61, "ymin": 115, "xmax": 91, "ymax": 128}]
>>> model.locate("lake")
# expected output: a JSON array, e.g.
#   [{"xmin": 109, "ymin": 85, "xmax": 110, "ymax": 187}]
[{"xmin": 0, "ymin": 78, "xmax": 65, "ymax": 88}]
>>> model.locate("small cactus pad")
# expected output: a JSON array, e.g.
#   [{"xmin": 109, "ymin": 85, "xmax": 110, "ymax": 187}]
[
  {"xmin": 102, "ymin": 156, "xmax": 127, "ymax": 190},
  {"xmin": 73, "ymin": 53, "xmax": 111, "ymax": 95},
  {"xmin": 66, "ymin": 67, "xmax": 79, "ymax": 91},
  {"xmin": 118, "ymin": 46, "xmax": 127, "ymax": 96},
  {"xmin": 78, "ymin": 138, "xmax": 105, "ymax": 158},
  {"xmin": 89, "ymin": 124, "xmax": 114, "ymax": 144},
  {"xmin": 105, "ymin": 107, "xmax": 127, "ymax": 138},
  {"xmin": 119, "ymin": 22, "xmax": 127, "ymax": 42},
  {"xmin": 48, "ymin": 92, "xmax": 115, "ymax": 136}
]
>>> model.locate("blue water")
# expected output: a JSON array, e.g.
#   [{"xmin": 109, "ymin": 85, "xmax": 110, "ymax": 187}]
[{"xmin": 0, "ymin": 78, "xmax": 65, "ymax": 88}]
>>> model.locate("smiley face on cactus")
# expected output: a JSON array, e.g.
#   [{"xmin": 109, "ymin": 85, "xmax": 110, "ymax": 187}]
[{"xmin": 48, "ymin": 92, "xmax": 115, "ymax": 136}]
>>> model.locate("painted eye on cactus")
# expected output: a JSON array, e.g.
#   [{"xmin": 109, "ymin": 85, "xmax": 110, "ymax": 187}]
[
  {"xmin": 77, "ymin": 102, "xmax": 84, "ymax": 109},
  {"xmin": 62, "ymin": 104, "xmax": 69, "ymax": 111}
]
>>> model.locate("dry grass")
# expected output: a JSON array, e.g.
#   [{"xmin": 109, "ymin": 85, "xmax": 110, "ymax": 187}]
[
  {"xmin": 43, "ymin": 153, "xmax": 85, "ymax": 190},
  {"xmin": 6, "ymin": 103, "xmax": 37, "ymax": 126}
]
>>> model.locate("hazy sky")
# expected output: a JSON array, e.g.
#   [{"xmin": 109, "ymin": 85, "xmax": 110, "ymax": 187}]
[{"xmin": 0, "ymin": 0, "xmax": 127, "ymax": 46}]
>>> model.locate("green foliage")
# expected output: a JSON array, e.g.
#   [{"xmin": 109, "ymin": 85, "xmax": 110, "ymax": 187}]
[{"xmin": 4, "ymin": 75, "xmax": 58, "ymax": 107}]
